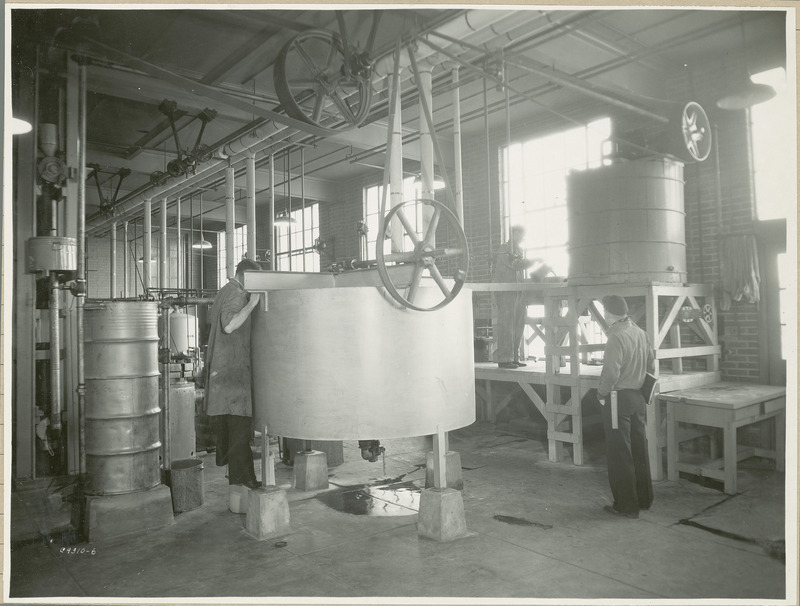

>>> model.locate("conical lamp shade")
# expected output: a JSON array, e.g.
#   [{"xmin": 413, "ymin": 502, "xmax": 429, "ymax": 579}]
[{"xmin": 192, "ymin": 233, "xmax": 213, "ymax": 249}]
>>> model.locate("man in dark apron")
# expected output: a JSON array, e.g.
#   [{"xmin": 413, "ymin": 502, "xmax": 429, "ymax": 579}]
[{"xmin": 205, "ymin": 258, "xmax": 262, "ymax": 489}]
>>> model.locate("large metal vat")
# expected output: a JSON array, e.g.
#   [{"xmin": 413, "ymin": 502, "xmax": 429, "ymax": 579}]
[
  {"xmin": 84, "ymin": 301, "xmax": 161, "ymax": 495},
  {"xmin": 567, "ymin": 158, "xmax": 686, "ymax": 285},
  {"xmin": 251, "ymin": 286, "xmax": 475, "ymax": 440}
]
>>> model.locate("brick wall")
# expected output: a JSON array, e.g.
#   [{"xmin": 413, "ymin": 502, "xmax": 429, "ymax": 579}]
[{"xmin": 665, "ymin": 52, "xmax": 762, "ymax": 382}]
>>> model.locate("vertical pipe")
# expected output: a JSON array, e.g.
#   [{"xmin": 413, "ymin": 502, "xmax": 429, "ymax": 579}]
[
  {"xmin": 159, "ymin": 198, "xmax": 167, "ymax": 290},
  {"xmin": 301, "ymin": 147, "xmax": 306, "ymax": 271},
  {"xmin": 484, "ymin": 77, "xmax": 493, "ymax": 258},
  {"xmin": 268, "ymin": 153, "xmax": 276, "ymax": 270},
  {"xmin": 286, "ymin": 151, "xmax": 292, "ymax": 271},
  {"xmin": 452, "ymin": 67, "xmax": 464, "ymax": 226},
  {"xmin": 33, "ymin": 46, "xmax": 40, "ymax": 237},
  {"xmin": 122, "ymin": 221, "xmax": 129, "ymax": 297},
  {"xmin": 389, "ymin": 71, "xmax": 404, "ymax": 252},
  {"xmin": 143, "ymin": 198, "xmax": 152, "ymax": 290},
  {"xmin": 502, "ymin": 72, "xmax": 511, "ymax": 242},
  {"xmin": 162, "ymin": 307, "xmax": 171, "ymax": 472},
  {"xmin": 175, "ymin": 197, "xmax": 181, "ymax": 290},
  {"xmin": 49, "ymin": 275, "xmax": 62, "ymax": 430},
  {"xmin": 76, "ymin": 60, "xmax": 88, "ymax": 475},
  {"xmin": 226, "ymin": 164, "xmax": 235, "ymax": 279},
  {"xmin": 246, "ymin": 152, "xmax": 257, "ymax": 261},
  {"xmin": 110, "ymin": 221, "xmax": 117, "ymax": 297}
]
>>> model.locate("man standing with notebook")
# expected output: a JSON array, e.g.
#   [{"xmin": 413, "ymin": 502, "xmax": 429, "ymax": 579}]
[{"xmin": 597, "ymin": 294, "xmax": 656, "ymax": 518}]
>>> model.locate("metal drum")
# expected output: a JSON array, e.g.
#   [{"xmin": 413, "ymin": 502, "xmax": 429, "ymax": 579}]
[
  {"xmin": 251, "ymin": 286, "xmax": 475, "ymax": 440},
  {"xmin": 568, "ymin": 158, "xmax": 686, "ymax": 285},
  {"xmin": 84, "ymin": 300, "xmax": 161, "ymax": 495}
]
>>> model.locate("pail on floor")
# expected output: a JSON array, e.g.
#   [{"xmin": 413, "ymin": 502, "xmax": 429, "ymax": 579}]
[{"xmin": 170, "ymin": 458, "xmax": 204, "ymax": 512}]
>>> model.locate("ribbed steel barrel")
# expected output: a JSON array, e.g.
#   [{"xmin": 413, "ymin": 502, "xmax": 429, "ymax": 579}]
[
  {"xmin": 568, "ymin": 158, "xmax": 686, "ymax": 285},
  {"xmin": 84, "ymin": 300, "xmax": 161, "ymax": 495}
]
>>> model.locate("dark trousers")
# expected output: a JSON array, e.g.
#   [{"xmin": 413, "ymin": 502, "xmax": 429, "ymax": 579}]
[
  {"xmin": 494, "ymin": 292, "xmax": 526, "ymax": 363},
  {"xmin": 211, "ymin": 414, "xmax": 256, "ymax": 485},
  {"xmin": 601, "ymin": 389, "xmax": 654, "ymax": 513}
]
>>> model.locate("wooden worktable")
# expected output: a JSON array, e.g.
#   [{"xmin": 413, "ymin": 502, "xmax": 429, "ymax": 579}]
[{"xmin": 659, "ymin": 382, "xmax": 786, "ymax": 494}]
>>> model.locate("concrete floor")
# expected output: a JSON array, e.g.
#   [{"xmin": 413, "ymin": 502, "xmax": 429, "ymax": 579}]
[{"xmin": 9, "ymin": 421, "xmax": 787, "ymax": 601}]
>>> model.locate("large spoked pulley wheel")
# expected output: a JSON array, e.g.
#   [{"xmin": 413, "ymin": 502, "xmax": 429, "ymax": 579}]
[
  {"xmin": 274, "ymin": 30, "xmax": 373, "ymax": 131},
  {"xmin": 376, "ymin": 199, "xmax": 469, "ymax": 312}
]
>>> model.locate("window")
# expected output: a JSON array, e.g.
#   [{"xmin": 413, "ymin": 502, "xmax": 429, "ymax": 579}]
[
  {"xmin": 500, "ymin": 117, "xmax": 612, "ymax": 277},
  {"xmin": 275, "ymin": 204, "xmax": 320, "ymax": 272},
  {"xmin": 751, "ymin": 68, "xmax": 795, "ymax": 365},
  {"xmin": 362, "ymin": 177, "xmax": 422, "ymax": 259},
  {"xmin": 751, "ymin": 68, "xmax": 793, "ymax": 222},
  {"xmin": 218, "ymin": 226, "xmax": 247, "ymax": 286}
]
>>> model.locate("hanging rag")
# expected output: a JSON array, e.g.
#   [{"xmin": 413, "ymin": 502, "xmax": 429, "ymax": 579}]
[{"xmin": 720, "ymin": 234, "xmax": 760, "ymax": 310}]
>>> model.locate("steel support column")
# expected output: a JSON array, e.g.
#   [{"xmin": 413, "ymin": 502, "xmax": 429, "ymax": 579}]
[
  {"xmin": 159, "ymin": 197, "xmax": 168, "ymax": 290},
  {"xmin": 225, "ymin": 164, "xmax": 235, "ymax": 278},
  {"xmin": 143, "ymin": 198, "xmax": 152, "ymax": 289},
  {"xmin": 246, "ymin": 153, "xmax": 257, "ymax": 261},
  {"xmin": 110, "ymin": 222, "xmax": 117, "ymax": 296},
  {"xmin": 175, "ymin": 197, "xmax": 182, "ymax": 289},
  {"xmin": 268, "ymin": 154, "xmax": 275, "ymax": 270},
  {"xmin": 122, "ymin": 221, "xmax": 129, "ymax": 297}
]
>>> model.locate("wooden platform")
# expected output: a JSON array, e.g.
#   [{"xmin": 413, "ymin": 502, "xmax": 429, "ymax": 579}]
[{"xmin": 474, "ymin": 364, "xmax": 721, "ymax": 477}]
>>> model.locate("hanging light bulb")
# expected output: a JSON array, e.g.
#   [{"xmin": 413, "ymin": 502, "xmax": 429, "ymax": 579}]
[{"xmin": 192, "ymin": 191, "xmax": 213, "ymax": 249}]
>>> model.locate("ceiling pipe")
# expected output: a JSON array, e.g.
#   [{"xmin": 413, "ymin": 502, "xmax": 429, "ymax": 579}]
[
  {"xmin": 87, "ymin": 121, "xmax": 293, "ymax": 236},
  {"xmin": 372, "ymin": 10, "xmax": 528, "ymax": 78}
]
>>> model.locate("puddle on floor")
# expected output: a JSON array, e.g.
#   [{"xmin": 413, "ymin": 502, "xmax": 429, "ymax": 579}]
[
  {"xmin": 494, "ymin": 514, "xmax": 553, "ymax": 529},
  {"xmin": 317, "ymin": 481, "xmax": 420, "ymax": 517}
]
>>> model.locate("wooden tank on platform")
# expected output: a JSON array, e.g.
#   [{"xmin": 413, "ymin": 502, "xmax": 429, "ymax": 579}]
[
  {"xmin": 567, "ymin": 157, "xmax": 686, "ymax": 285},
  {"xmin": 250, "ymin": 286, "xmax": 475, "ymax": 440}
]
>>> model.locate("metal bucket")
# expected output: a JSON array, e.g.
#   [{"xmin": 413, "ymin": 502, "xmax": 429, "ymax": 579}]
[
  {"xmin": 167, "ymin": 380, "xmax": 196, "ymax": 461},
  {"xmin": 169, "ymin": 458, "xmax": 204, "ymax": 513},
  {"xmin": 568, "ymin": 158, "xmax": 686, "ymax": 285},
  {"xmin": 84, "ymin": 300, "xmax": 161, "ymax": 495}
]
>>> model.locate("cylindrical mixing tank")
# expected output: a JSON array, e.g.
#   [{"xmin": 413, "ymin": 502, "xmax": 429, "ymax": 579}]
[
  {"xmin": 168, "ymin": 310, "xmax": 198, "ymax": 356},
  {"xmin": 251, "ymin": 286, "xmax": 475, "ymax": 440},
  {"xmin": 84, "ymin": 301, "xmax": 161, "ymax": 495},
  {"xmin": 567, "ymin": 158, "xmax": 686, "ymax": 285}
]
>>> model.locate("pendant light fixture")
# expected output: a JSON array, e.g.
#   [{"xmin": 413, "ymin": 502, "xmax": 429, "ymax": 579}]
[
  {"xmin": 192, "ymin": 191, "xmax": 213, "ymax": 249},
  {"xmin": 274, "ymin": 150, "xmax": 296, "ymax": 228},
  {"xmin": 716, "ymin": 17, "xmax": 776, "ymax": 110}
]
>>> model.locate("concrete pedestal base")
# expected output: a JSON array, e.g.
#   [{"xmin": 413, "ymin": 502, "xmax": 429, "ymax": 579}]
[
  {"xmin": 80, "ymin": 484, "xmax": 174, "ymax": 542},
  {"xmin": 293, "ymin": 451, "xmax": 329, "ymax": 491},
  {"xmin": 425, "ymin": 451, "xmax": 464, "ymax": 490},
  {"xmin": 285, "ymin": 438, "xmax": 344, "ymax": 467},
  {"xmin": 245, "ymin": 487, "xmax": 291, "ymax": 540},
  {"xmin": 417, "ymin": 487, "xmax": 469, "ymax": 542},
  {"xmin": 229, "ymin": 485, "xmax": 250, "ymax": 514}
]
